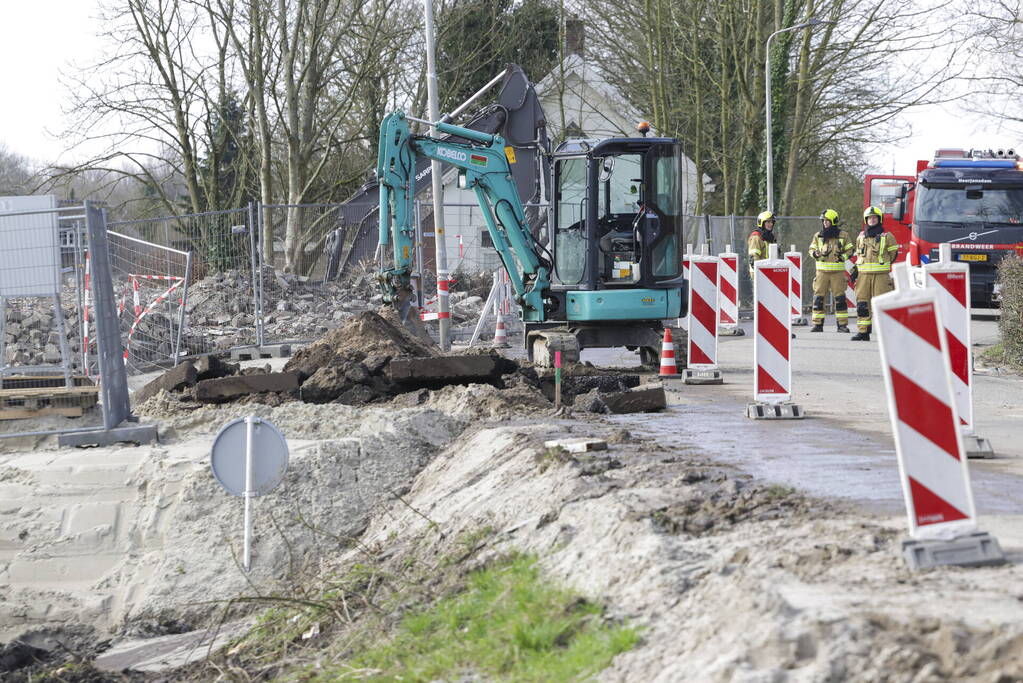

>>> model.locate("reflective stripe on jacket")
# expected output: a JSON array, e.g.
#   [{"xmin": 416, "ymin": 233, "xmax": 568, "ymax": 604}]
[
  {"xmin": 809, "ymin": 230, "xmax": 853, "ymax": 271},
  {"xmin": 856, "ymin": 232, "xmax": 899, "ymax": 272},
  {"xmin": 748, "ymin": 229, "xmax": 771, "ymax": 261}
]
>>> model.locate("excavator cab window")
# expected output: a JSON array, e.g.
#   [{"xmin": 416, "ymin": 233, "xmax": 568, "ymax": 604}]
[
  {"xmin": 553, "ymin": 157, "xmax": 587, "ymax": 285},
  {"xmin": 648, "ymin": 146, "xmax": 684, "ymax": 280},
  {"xmin": 553, "ymin": 140, "xmax": 686, "ymax": 291}
]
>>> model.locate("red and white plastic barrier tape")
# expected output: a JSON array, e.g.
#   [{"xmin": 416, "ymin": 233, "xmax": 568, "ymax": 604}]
[
  {"xmin": 923, "ymin": 246, "xmax": 973, "ymax": 431},
  {"xmin": 718, "ymin": 248, "xmax": 739, "ymax": 328},
  {"xmin": 123, "ymin": 280, "xmax": 184, "ymax": 363},
  {"xmin": 420, "ymin": 273, "xmax": 456, "ymax": 321},
  {"xmin": 753, "ymin": 245, "xmax": 792, "ymax": 403},
  {"xmin": 132, "ymin": 278, "xmax": 142, "ymax": 319},
  {"xmin": 687, "ymin": 252, "xmax": 720, "ymax": 367},
  {"xmin": 128, "ymin": 273, "xmax": 184, "ymax": 283},
  {"xmin": 874, "ymin": 263, "xmax": 977, "ymax": 539},
  {"xmin": 785, "ymin": 246, "xmax": 803, "ymax": 322}
]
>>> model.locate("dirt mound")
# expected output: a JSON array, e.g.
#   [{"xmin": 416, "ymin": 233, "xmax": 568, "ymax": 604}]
[
  {"xmin": 285, "ymin": 309, "xmax": 437, "ymax": 380},
  {"xmin": 394, "ymin": 382, "xmax": 552, "ymax": 420}
]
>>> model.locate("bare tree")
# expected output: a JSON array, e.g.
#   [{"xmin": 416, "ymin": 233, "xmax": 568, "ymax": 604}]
[
  {"xmin": 586, "ymin": 0, "xmax": 965, "ymax": 214},
  {"xmin": 0, "ymin": 144, "xmax": 35, "ymax": 196},
  {"xmin": 52, "ymin": 0, "xmax": 243, "ymax": 218}
]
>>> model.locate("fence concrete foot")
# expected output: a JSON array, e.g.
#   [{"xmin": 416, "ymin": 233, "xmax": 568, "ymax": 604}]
[
  {"xmin": 59, "ymin": 423, "xmax": 159, "ymax": 448},
  {"xmin": 230, "ymin": 344, "xmax": 292, "ymax": 361}
]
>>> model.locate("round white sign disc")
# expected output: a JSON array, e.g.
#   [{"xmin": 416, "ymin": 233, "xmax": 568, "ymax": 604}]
[{"xmin": 210, "ymin": 416, "xmax": 289, "ymax": 497}]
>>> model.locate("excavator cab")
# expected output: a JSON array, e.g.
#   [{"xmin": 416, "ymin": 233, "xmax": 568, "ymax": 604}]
[{"xmin": 549, "ymin": 137, "xmax": 687, "ymax": 319}]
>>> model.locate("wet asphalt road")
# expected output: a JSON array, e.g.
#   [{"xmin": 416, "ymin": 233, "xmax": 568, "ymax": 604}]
[{"xmin": 570, "ymin": 317, "xmax": 1023, "ymax": 517}]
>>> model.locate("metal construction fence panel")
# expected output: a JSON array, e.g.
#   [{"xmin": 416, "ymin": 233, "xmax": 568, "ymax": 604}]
[
  {"xmin": 259, "ymin": 202, "xmax": 376, "ymax": 346},
  {"xmin": 0, "ymin": 202, "xmax": 112, "ymax": 437},
  {"xmin": 107, "ymin": 231, "xmax": 191, "ymax": 374},
  {"xmin": 684, "ymin": 215, "xmax": 821, "ymax": 311},
  {"xmin": 109, "ymin": 207, "xmax": 257, "ymax": 356}
]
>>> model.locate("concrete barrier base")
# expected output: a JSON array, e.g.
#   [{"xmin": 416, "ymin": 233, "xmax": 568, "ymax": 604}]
[
  {"xmin": 684, "ymin": 368, "xmax": 723, "ymax": 385},
  {"xmin": 902, "ymin": 531, "xmax": 1006, "ymax": 570},
  {"xmin": 963, "ymin": 434, "xmax": 995, "ymax": 459},
  {"xmin": 746, "ymin": 402, "xmax": 805, "ymax": 419}
]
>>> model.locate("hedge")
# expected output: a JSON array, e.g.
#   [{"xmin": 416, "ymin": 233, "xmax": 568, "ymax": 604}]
[{"xmin": 997, "ymin": 254, "xmax": 1023, "ymax": 366}]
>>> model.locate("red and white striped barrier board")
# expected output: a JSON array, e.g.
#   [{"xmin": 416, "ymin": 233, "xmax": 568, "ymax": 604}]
[
  {"xmin": 753, "ymin": 246, "xmax": 792, "ymax": 403},
  {"xmin": 844, "ymin": 258, "xmax": 858, "ymax": 316},
  {"xmin": 874, "ymin": 264, "xmax": 977, "ymax": 540},
  {"xmin": 785, "ymin": 246, "xmax": 804, "ymax": 324},
  {"xmin": 923, "ymin": 256, "xmax": 972, "ymax": 430},
  {"xmin": 718, "ymin": 248, "xmax": 739, "ymax": 328},
  {"xmin": 687, "ymin": 253, "xmax": 720, "ymax": 368}
]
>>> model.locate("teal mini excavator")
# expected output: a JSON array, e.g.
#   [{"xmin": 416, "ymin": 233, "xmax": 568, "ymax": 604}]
[{"xmin": 376, "ymin": 111, "xmax": 689, "ymax": 367}]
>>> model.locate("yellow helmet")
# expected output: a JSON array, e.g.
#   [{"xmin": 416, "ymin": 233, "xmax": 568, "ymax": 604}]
[
  {"xmin": 863, "ymin": 206, "xmax": 883, "ymax": 224},
  {"xmin": 820, "ymin": 209, "xmax": 839, "ymax": 225},
  {"xmin": 756, "ymin": 210, "xmax": 776, "ymax": 228}
]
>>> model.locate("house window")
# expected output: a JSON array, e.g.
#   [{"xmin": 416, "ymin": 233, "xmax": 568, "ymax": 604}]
[{"xmin": 480, "ymin": 228, "xmax": 494, "ymax": 249}]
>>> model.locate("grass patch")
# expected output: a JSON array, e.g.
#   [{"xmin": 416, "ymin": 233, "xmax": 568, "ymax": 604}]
[
  {"xmin": 978, "ymin": 342, "xmax": 1023, "ymax": 374},
  {"xmin": 316, "ymin": 554, "xmax": 638, "ymax": 682}
]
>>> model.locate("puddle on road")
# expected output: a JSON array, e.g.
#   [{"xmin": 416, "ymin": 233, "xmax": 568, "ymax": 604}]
[{"xmin": 608, "ymin": 389, "xmax": 1023, "ymax": 517}]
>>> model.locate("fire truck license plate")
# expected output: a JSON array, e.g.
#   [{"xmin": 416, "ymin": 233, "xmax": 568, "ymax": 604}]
[{"xmin": 958, "ymin": 254, "xmax": 988, "ymax": 262}]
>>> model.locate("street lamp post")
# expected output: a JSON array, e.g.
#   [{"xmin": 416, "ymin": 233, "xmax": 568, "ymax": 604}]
[{"xmin": 764, "ymin": 17, "xmax": 833, "ymax": 213}]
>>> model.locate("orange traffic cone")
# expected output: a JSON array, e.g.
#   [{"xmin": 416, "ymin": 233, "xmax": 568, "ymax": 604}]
[
  {"xmin": 659, "ymin": 328, "xmax": 677, "ymax": 376},
  {"xmin": 492, "ymin": 314, "xmax": 509, "ymax": 348}
]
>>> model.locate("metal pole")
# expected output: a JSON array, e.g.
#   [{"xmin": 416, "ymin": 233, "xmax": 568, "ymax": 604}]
[
  {"xmin": 765, "ymin": 33, "xmax": 776, "ymax": 214},
  {"xmin": 468, "ymin": 271, "xmax": 500, "ymax": 346},
  {"xmin": 423, "ymin": 0, "xmax": 451, "ymax": 350},
  {"xmin": 257, "ymin": 202, "xmax": 267, "ymax": 346},
  {"xmin": 174, "ymin": 250, "xmax": 192, "ymax": 365},
  {"xmin": 243, "ymin": 416, "xmax": 254, "ymax": 572},
  {"xmin": 248, "ymin": 202, "xmax": 263, "ymax": 348},
  {"xmin": 446, "ymin": 68, "xmax": 508, "ymax": 122}
]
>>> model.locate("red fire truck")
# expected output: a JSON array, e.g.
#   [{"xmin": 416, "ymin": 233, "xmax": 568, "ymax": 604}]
[{"xmin": 865, "ymin": 148, "xmax": 1023, "ymax": 306}]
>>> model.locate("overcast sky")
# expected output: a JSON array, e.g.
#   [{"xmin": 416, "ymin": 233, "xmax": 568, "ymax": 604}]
[
  {"xmin": 0, "ymin": 2, "xmax": 102, "ymax": 164},
  {"xmin": 0, "ymin": 0, "xmax": 1008, "ymax": 176}
]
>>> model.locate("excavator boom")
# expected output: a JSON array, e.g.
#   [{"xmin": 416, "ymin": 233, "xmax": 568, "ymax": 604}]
[{"xmin": 376, "ymin": 111, "xmax": 552, "ymax": 322}]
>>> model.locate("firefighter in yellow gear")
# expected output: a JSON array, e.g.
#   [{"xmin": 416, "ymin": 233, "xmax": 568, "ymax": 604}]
[
  {"xmin": 851, "ymin": 206, "xmax": 899, "ymax": 341},
  {"xmin": 809, "ymin": 209, "xmax": 854, "ymax": 333},
  {"xmin": 747, "ymin": 210, "xmax": 777, "ymax": 276}
]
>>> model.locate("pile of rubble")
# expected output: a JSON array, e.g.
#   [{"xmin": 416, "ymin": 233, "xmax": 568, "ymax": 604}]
[
  {"xmin": 184, "ymin": 267, "xmax": 376, "ymax": 351},
  {"xmin": 1, "ymin": 304, "xmax": 73, "ymax": 367},
  {"xmin": 183, "ymin": 265, "xmax": 512, "ymax": 351},
  {"xmin": 135, "ymin": 308, "xmax": 666, "ymax": 414},
  {"xmin": 136, "ymin": 310, "xmax": 525, "ymax": 409}
]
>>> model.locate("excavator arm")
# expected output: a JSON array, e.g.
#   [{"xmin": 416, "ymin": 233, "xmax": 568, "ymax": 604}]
[{"xmin": 376, "ymin": 111, "xmax": 551, "ymax": 322}]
